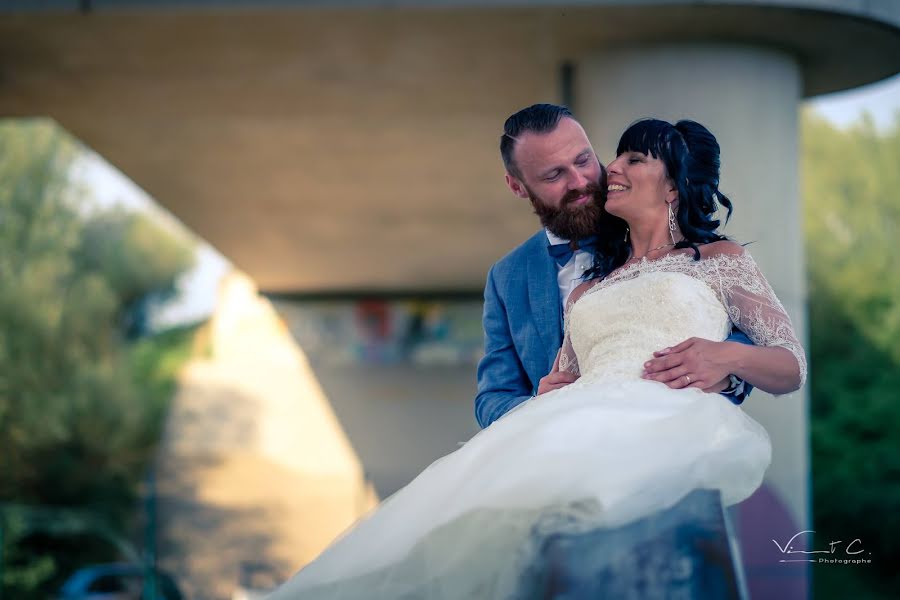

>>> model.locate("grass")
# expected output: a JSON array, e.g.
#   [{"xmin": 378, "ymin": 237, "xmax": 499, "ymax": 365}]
[{"xmin": 127, "ymin": 321, "xmax": 207, "ymax": 445}]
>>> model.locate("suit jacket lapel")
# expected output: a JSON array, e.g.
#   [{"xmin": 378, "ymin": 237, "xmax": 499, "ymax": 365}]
[{"xmin": 526, "ymin": 234, "xmax": 563, "ymax": 364}]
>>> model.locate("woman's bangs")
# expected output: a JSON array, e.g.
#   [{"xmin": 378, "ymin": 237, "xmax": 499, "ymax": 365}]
[{"xmin": 615, "ymin": 119, "xmax": 670, "ymax": 159}]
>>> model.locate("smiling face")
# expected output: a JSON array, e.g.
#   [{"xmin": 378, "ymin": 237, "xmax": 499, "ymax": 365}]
[
  {"xmin": 604, "ymin": 150, "xmax": 677, "ymax": 222},
  {"xmin": 504, "ymin": 117, "xmax": 606, "ymax": 240}
]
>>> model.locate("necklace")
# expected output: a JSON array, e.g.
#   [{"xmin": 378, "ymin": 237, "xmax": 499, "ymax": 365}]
[{"xmin": 627, "ymin": 242, "xmax": 677, "ymax": 263}]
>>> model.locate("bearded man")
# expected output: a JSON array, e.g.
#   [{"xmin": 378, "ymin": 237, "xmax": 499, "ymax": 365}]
[{"xmin": 475, "ymin": 104, "xmax": 752, "ymax": 428}]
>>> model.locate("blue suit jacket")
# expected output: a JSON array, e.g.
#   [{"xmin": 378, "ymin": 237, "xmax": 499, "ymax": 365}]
[{"xmin": 475, "ymin": 230, "xmax": 751, "ymax": 428}]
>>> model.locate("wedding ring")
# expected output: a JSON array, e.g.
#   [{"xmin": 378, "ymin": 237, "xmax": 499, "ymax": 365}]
[{"xmin": 684, "ymin": 375, "xmax": 691, "ymax": 384}]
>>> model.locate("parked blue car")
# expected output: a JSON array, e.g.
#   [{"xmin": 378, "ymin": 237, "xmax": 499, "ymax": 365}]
[{"xmin": 57, "ymin": 563, "xmax": 184, "ymax": 600}]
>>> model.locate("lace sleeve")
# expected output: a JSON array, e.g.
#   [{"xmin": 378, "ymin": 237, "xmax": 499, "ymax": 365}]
[
  {"xmin": 557, "ymin": 280, "xmax": 596, "ymax": 376},
  {"xmin": 558, "ymin": 325, "xmax": 579, "ymax": 375},
  {"xmin": 712, "ymin": 247, "xmax": 807, "ymax": 388}
]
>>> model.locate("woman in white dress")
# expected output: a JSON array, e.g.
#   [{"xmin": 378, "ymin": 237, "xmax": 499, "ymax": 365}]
[{"xmin": 268, "ymin": 118, "xmax": 806, "ymax": 600}]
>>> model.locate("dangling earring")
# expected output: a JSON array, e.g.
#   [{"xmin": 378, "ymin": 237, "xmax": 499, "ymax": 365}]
[
  {"xmin": 624, "ymin": 227, "xmax": 629, "ymax": 243},
  {"xmin": 667, "ymin": 203, "xmax": 677, "ymax": 244}
]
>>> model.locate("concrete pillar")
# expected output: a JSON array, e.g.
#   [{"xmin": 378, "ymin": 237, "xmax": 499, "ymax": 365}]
[{"xmin": 576, "ymin": 44, "xmax": 809, "ymax": 534}]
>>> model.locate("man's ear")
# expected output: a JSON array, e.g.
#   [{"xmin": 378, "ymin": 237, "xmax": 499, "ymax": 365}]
[{"xmin": 505, "ymin": 173, "xmax": 530, "ymax": 199}]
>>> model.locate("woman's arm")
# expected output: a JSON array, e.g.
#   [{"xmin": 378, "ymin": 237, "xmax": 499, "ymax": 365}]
[
  {"xmin": 706, "ymin": 241, "xmax": 806, "ymax": 394},
  {"xmin": 645, "ymin": 242, "xmax": 806, "ymax": 396},
  {"xmin": 535, "ymin": 278, "xmax": 600, "ymax": 395},
  {"xmin": 722, "ymin": 342, "xmax": 801, "ymax": 395},
  {"xmin": 535, "ymin": 348, "xmax": 578, "ymax": 396},
  {"xmin": 644, "ymin": 338, "xmax": 800, "ymax": 395}
]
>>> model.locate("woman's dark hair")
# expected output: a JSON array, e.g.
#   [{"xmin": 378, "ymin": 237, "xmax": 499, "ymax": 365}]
[{"xmin": 589, "ymin": 118, "xmax": 733, "ymax": 279}]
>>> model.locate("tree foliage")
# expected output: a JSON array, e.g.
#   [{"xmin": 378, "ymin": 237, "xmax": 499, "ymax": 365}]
[
  {"xmin": 802, "ymin": 110, "xmax": 900, "ymax": 597},
  {"xmin": 77, "ymin": 208, "xmax": 194, "ymax": 337},
  {"xmin": 0, "ymin": 119, "xmax": 196, "ymax": 598}
]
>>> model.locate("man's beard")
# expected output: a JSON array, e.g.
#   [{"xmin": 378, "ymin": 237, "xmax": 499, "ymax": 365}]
[{"xmin": 529, "ymin": 182, "xmax": 604, "ymax": 241}]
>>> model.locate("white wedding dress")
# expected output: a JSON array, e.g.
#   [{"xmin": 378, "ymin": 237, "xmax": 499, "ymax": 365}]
[{"xmin": 269, "ymin": 250, "xmax": 806, "ymax": 600}]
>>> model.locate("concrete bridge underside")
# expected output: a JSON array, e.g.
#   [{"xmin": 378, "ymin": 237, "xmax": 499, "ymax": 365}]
[{"xmin": 1, "ymin": 2, "xmax": 899, "ymax": 292}]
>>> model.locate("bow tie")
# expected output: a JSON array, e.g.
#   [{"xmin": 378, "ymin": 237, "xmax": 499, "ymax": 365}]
[{"xmin": 547, "ymin": 236, "xmax": 598, "ymax": 267}]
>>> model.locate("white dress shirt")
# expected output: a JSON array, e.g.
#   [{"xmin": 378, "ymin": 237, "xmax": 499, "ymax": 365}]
[{"xmin": 545, "ymin": 229, "xmax": 594, "ymax": 311}]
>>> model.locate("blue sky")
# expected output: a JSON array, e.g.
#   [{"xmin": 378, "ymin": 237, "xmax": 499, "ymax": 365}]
[{"xmin": 808, "ymin": 74, "xmax": 900, "ymax": 129}]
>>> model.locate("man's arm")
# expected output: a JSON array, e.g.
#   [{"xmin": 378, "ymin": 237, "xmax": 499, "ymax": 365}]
[
  {"xmin": 475, "ymin": 267, "xmax": 533, "ymax": 428},
  {"xmin": 536, "ymin": 349, "xmax": 579, "ymax": 396},
  {"xmin": 721, "ymin": 329, "xmax": 754, "ymax": 403}
]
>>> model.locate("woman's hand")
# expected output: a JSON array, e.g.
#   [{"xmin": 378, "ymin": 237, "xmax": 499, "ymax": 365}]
[{"xmin": 642, "ymin": 338, "xmax": 738, "ymax": 391}]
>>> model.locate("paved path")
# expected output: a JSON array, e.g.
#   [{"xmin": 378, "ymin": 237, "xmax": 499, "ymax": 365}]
[{"xmin": 155, "ymin": 273, "xmax": 376, "ymax": 600}]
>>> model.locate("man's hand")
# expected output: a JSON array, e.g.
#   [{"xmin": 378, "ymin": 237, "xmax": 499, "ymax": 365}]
[
  {"xmin": 537, "ymin": 371, "xmax": 579, "ymax": 395},
  {"xmin": 642, "ymin": 338, "xmax": 738, "ymax": 392}
]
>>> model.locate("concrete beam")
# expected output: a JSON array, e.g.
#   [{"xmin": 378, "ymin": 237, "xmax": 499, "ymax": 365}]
[{"xmin": 0, "ymin": 4, "xmax": 897, "ymax": 291}]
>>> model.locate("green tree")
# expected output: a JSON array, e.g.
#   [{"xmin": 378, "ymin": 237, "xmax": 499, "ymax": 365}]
[
  {"xmin": 77, "ymin": 207, "xmax": 195, "ymax": 337},
  {"xmin": 0, "ymin": 119, "xmax": 197, "ymax": 598},
  {"xmin": 802, "ymin": 110, "xmax": 900, "ymax": 598}
]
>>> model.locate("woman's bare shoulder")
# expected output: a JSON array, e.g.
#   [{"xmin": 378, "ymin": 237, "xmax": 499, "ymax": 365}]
[{"xmin": 698, "ymin": 239, "xmax": 747, "ymax": 259}]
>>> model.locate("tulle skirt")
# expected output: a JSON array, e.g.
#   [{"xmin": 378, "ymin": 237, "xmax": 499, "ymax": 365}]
[{"xmin": 268, "ymin": 378, "xmax": 771, "ymax": 599}]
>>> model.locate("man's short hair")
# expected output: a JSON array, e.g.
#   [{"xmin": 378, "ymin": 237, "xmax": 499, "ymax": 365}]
[{"xmin": 500, "ymin": 104, "xmax": 574, "ymax": 179}]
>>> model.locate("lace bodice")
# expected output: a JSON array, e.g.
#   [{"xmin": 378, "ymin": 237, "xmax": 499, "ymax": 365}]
[{"xmin": 558, "ymin": 249, "xmax": 807, "ymax": 388}]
